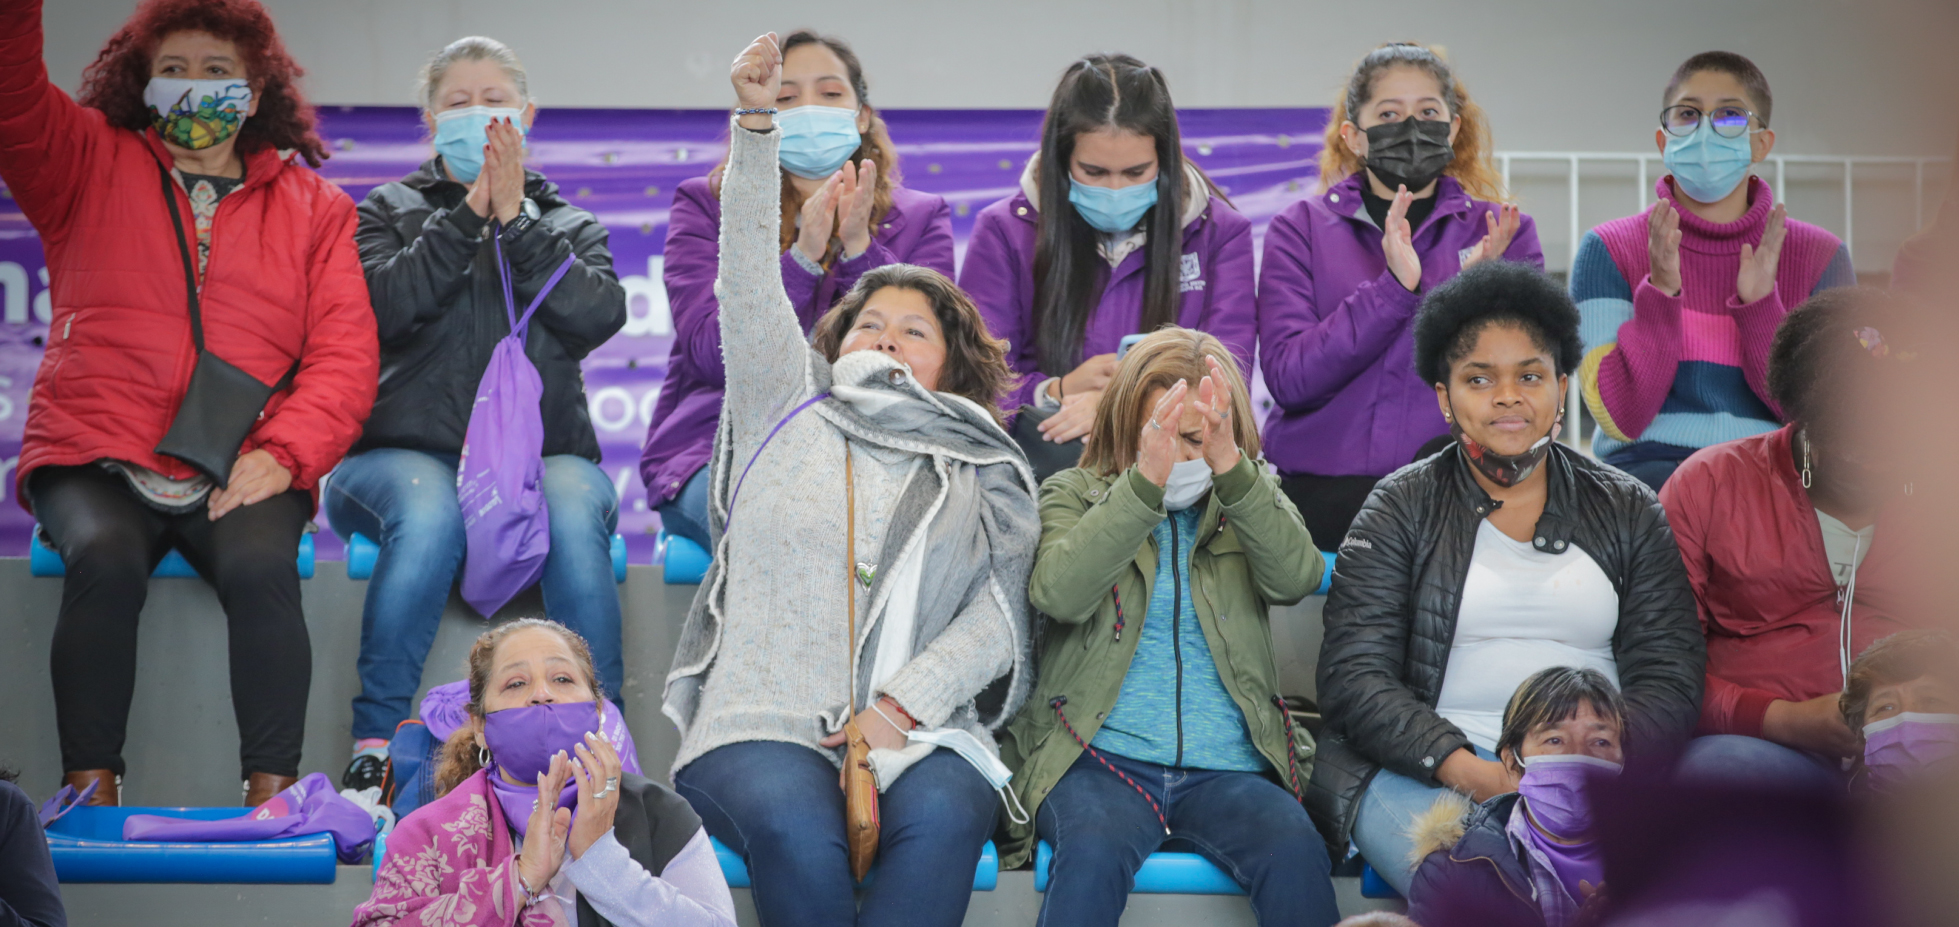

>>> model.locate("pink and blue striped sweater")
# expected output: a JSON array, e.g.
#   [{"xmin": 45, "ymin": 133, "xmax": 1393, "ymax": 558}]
[{"xmin": 1573, "ymin": 176, "xmax": 1854, "ymax": 462}]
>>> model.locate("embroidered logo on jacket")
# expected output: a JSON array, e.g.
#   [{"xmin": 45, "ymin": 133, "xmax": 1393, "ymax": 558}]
[
  {"xmin": 1339, "ymin": 533, "xmax": 1373, "ymax": 551},
  {"xmin": 1180, "ymin": 253, "xmax": 1205, "ymax": 292}
]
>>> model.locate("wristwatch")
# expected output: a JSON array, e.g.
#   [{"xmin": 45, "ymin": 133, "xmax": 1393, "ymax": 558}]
[{"xmin": 501, "ymin": 197, "xmax": 541, "ymax": 241}]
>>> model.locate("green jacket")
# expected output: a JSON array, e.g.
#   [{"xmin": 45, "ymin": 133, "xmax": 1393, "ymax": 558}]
[{"xmin": 996, "ymin": 454, "xmax": 1322, "ymax": 868}]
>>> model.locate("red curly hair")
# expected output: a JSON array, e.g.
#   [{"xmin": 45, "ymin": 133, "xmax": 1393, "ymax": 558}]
[{"xmin": 76, "ymin": 0, "xmax": 328, "ymax": 167}]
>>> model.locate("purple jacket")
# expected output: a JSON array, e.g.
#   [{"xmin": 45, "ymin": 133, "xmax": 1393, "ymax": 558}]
[
  {"xmin": 958, "ymin": 184, "xmax": 1256, "ymax": 411},
  {"xmin": 638, "ymin": 177, "xmax": 954, "ymax": 504},
  {"xmin": 1257, "ymin": 173, "xmax": 1543, "ymax": 478}
]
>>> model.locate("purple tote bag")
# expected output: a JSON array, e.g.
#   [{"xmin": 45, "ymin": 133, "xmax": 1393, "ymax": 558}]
[
  {"xmin": 456, "ymin": 233, "xmax": 577, "ymax": 618},
  {"xmin": 121, "ymin": 773, "xmax": 378, "ymax": 863}
]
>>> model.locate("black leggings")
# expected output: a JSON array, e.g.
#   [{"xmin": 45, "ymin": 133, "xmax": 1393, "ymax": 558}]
[{"xmin": 32, "ymin": 465, "xmax": 313, "ymax": 779}]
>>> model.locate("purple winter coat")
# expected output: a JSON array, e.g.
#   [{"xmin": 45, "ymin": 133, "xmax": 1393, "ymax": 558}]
[
  {"xmin": 957, "ymin": 184, "xmax": 1256, "ymax": 412},
  {"xmin": 638, "ymin": 177, "xmax": 954, "ymax": 504},
  {"xmin": 1257, "ymin": 172, "xmax": 1543, "ymax": 478}
]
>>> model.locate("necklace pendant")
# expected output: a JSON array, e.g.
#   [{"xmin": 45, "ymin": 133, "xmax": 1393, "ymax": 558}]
[{"xmin": 856, "ymin": 562, "xmax": 877, "ymax": 588}]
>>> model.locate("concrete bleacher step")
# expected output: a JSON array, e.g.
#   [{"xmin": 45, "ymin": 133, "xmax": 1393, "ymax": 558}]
[{"xmin": 54, "ymin": 865, "xmax": 1402, "ymax": 926}]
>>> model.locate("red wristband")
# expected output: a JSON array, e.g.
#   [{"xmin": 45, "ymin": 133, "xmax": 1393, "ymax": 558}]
[{"xmin": 881, "ymin": 697, "xmax": 919, "ymax": 729}]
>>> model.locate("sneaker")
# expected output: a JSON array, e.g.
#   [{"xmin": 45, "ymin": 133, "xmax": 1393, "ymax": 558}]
[{"xmin": 343, "ymin": 752, "xmax": 388, "ymax": 792}]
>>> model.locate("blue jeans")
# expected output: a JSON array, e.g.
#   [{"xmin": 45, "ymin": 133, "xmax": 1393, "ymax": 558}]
[
  {"xmin": 654, "ymin": 465, "xmax": 712, "ymax": 552},
  {"xmin": 1673, "ymin": 734, "xmax": 1842, "ymax": 792},
  {"xmin": 1036, "ymin": 751, "xmax": 1339, "ymax": 927},
  {"xmin": 1350, "ymin": 744, "xmax": 1498, "ymax": 896},
  {"xmin": 675, "ymin": 740, "xmax": 997, "ymax": 927},
  {"xmin": 327, "ymin": 448, "xmax": 623, "ymax": 740}
]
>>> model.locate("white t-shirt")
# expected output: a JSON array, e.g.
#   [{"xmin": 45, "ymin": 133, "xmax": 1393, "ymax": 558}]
[
  {"xmin": 1815, "ymin": 508, "xmax": 1876, "ymax": 586},
  {"xmin": 1434, "ymin": 519, "xmax": 1622, "ymax": 751}
]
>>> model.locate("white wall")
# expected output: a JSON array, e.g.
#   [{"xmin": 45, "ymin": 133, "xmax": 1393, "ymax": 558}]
[
  {"xmin": 37, "ymin": 0, "xmax": 1959, "ymax": 269},
  {"xmin": 41, "ymin": 0, "xmax": 1959, "ymax": 154}
]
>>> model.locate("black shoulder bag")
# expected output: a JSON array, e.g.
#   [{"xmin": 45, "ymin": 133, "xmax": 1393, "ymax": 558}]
[{"xmin": 151, "ymin": 161, "xmax": 298, "ymax": 488}]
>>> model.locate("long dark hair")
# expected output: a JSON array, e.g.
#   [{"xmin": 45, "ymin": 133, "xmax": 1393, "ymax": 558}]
[{"xmin": 1032, "ymin": 54, "xmax": 1209, "ymax": 376}]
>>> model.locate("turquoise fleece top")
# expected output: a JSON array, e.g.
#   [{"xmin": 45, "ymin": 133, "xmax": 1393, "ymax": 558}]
[{"xmin": 1091, "ymin": 505, "xmax": 1266, "ymax": 771}]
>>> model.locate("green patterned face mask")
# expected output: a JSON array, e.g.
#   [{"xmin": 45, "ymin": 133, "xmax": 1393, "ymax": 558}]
[{"xmin": 144, "ymin": 78, "xmax": 252, "ymax": 150}]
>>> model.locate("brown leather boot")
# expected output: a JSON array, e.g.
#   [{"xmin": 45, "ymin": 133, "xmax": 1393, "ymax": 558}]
[
  {"xmin": 63, "ymin": 769, "xmax": 120, "ymax": 806},
  {"xmin": 243, "ymin": 772, "xmax": 299, "ymax": 807}
]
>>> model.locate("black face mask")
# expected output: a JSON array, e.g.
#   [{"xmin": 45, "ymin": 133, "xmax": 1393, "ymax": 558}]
[{"xmin": 1364, "ymin": 119, "xmax": 1454, "ymax": 193}]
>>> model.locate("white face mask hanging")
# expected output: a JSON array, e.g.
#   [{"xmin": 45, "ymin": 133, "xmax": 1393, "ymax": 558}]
[{"xmin": 866, "ymin": 705, "xmax": 1030, "ymax": 824}]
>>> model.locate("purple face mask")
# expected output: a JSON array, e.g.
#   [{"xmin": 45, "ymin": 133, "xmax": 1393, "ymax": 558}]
[
  {"xmin": 482, "ymin": 700, "xmax": 603, "ymax": 837},
  {"xmin": 1516, "ymin": 753, "xmax": 1622, "ymax": 904},
  {"xmin": 1862, "ymin": 712, "xmax": 1959, "ymax": 792}
]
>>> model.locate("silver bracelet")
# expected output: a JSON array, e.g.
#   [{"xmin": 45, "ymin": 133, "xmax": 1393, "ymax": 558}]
[{"xmin": 734, "ymin": 106, "xmax": 777, "ymax": 116}]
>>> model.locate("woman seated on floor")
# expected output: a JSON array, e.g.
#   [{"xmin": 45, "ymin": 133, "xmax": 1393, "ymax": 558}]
[
  {"xmin": 353, "ymin": 619, "xmax": 735, "ymax": 927},
  {"xmin": 1407, "ymin": 666, "xmax": 1624, "ymax": 927}
]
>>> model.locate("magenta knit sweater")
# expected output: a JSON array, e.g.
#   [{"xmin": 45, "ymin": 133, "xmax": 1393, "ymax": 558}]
[{"xmin": 1573, "ymin": 176, "xmax": 1853, "ymax": 456}]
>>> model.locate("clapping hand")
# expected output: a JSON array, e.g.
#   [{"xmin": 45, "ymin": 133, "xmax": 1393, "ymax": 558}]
[
  {"xmin": 1189, "ymin": 356, "xmax": 1241, "ymax": 475},
  {"xmin": 1383, "ymin": 185, "xmax": 1422, "ymax": 291},
  {"xmin": 1736, "ymin": 203, "xmax": 1787, "ymax": 305},
  {"xmin": 1136, "ymin": 379, "xmax": 1189, "ymax": 487},
  {"xmin": 1461, "ymin": 203, "xmax": 1522, "ymax": 269},
  {"xmin": 566, "ymin": 731, "xmax": 622, "ymax": 860},
  {"xmin": 483, "ymin": 118, "xmax": 527, "ymax": 224},
  {"xmin": 1646, "ymin": 198, "xmax": 1683, "ymax": 296},
  {"xmin": 516, "ymin": 750, "xmax": 573, "ymax": 898},
  {"xmin": 834, "ymin": 160, "xmax": 877, "ymax": 258}
]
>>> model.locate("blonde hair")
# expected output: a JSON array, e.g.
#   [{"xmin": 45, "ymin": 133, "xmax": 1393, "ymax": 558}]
[
  {"xmin": 418, "ymin": 36, "xmax": 529, "ymax": 112},
  {"xmin": 1079, "ymin": 328, "xmax": 1261, "ymax": 477},
  {"xmin": 1318, "ymin": 43, "xmax": 1508, "ymax": 203},
  {"xmin": 431, "ymin": 618, "xmax": 602, "ymax": 797}
]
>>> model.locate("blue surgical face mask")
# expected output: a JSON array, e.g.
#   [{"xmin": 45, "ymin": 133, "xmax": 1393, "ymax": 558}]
[
  {"xmin": 1068, "ymin": 178, "xmax": 1159, "ymax": 233},
  {"xmin": 1663, "ymin": 122, "xmax": 1756, "ymax": 204},
  {"xmin": 433, "ymin": 105, "xmax": 527, "ymax": 183},
  {"xmin": 777, "ymin": 105, "xmax": 863, "ymax": 180}
]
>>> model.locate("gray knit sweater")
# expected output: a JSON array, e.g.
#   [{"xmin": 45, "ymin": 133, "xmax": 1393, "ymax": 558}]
[{"xmin": 663, "ymin": 121, "xmax": 1041, "ymax": 775}]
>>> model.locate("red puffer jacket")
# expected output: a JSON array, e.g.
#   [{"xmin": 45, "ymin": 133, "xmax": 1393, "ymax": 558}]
[
  {"xmin": 1660, "ymin": 425, "xmax": 1918, "ymax": 737},
  {"xmin": 0, "ymin": 2, "xmax": 376, "ymax": 510}
]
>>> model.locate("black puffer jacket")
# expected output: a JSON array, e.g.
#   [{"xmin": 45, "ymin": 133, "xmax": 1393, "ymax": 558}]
[
  {"xmin": 352, "ymin": 158, "xmax": 625, "ymax": 460},
  {"xmin": 1307, "ymin": 443, "xmax": 1703, "ymax": 852}
]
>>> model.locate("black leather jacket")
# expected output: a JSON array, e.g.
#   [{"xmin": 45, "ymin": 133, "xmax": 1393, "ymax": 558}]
[
  {"xmin": 352, "ymin": 158, "xmax": 625, "ymax": 460},
  {"xmin": 1307, "ymin": 443, "xmax": 1704, "ymax": 851}
]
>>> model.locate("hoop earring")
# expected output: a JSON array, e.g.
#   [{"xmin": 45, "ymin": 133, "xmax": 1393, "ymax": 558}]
[
  {"xmin": 477, "ymin": 747, "xmax": 491, "ymax": 768},
  {"xmin": 1905, "ymin": 481, "xmax": 1915, "ymax": 496},
  {"xmin": 1800, "ymin": 429, "xmax": 1813, "ymax": 490}
]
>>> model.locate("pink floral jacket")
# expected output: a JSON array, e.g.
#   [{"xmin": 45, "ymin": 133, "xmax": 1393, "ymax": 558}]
[{"xmin": 352, "ymin": 769, "xmax": 568, "ymax": 927}]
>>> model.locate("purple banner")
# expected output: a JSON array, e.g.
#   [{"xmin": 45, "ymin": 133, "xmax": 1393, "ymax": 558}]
[{"xmin": 0, "ymin": 106, "xmax": 1327, "ymax": 559}]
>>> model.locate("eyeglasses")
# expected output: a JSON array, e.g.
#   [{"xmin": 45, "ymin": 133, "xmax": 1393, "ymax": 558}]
[{"xmin": 1660, "ymin": 105, "xmax": 1758, "ymax": 139}]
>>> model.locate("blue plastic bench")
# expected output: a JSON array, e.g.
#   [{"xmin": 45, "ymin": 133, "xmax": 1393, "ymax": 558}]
[
  {"xmin": 1360, "ymin": 861, "xmax": 1402, "ymax": 899},
  {"xmin": 658, "ymin": 530, "xmax": 711, "ymax": 585},
  {"xmin": 1033, "ymin": 840, "xmax": 1242, "ymax": 894},
  {"xmin": 1314, "ymin": 550, "xmax": 1335, "ymax": 596},
  {"xmin": 344, "ymin": 531, "xmax": 627, "ymax": 584},
  {"xmin": 30, "ymin": 525, "xmax": 315, "ymax": 580},
  {"xmin": 46, "ymin": 805, "xmax": 340, "ymax": 884},
  {"xmin": 710, "ymin": 837, "xmax": 997, "ymax": 891}
]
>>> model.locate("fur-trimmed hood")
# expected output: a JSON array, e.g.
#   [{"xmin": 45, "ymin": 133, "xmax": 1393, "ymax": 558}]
[{"xmin": 1408, "ymin": 789, "xmax": 1478, "ymax": 867}]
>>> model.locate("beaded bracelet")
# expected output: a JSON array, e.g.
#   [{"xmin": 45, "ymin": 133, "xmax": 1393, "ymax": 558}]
[{"xmin": 734, "ymin": 106, "xmax": 778, "ymax": 117}]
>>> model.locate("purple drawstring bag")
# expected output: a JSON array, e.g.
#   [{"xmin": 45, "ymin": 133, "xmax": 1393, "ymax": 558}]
[
  {"xmin": 418, "ymin": 680, "xmax": 644, "ymax": 776},
  {"xmin": 456, "ymin": 233, "xmax": 577, "ymax": 617},
  {"xmin": 121, "ymin": 773, "xmax": 377, "ymax": 863}
]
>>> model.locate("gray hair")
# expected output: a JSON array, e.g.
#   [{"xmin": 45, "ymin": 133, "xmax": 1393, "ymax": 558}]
[{"xmin": 418, "ymin": 36, "xmax": 530, "ymax": 111}]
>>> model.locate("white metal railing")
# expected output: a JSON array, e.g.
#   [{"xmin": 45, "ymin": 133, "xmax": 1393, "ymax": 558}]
[{"xmin": 1492, "ymin": 150, "xmax": 1951, "ymax": 453}]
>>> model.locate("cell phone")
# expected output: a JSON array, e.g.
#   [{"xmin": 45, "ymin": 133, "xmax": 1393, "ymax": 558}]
[{"xmin": 1117, "ymin": 333, "xmax": 1147, "ymax": 359}]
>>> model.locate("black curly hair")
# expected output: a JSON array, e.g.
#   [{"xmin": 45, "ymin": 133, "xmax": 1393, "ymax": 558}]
[
  {"xmin": 1413, "ymin": 260, "xmax": 1584, "ymax": 385},
  {"xmin": 1768, "ymin": 287, "xmax": 1905, "ymax": 427}
]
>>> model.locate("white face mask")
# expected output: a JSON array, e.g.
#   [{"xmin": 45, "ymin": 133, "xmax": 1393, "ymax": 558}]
[
  {"xmin": 1162, "ymin": 458, "xmax": 1213, "ymax": 511},
  {"xmin": 902, "ymin": 725, "xmax": 1030, "ymax": 825}
]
